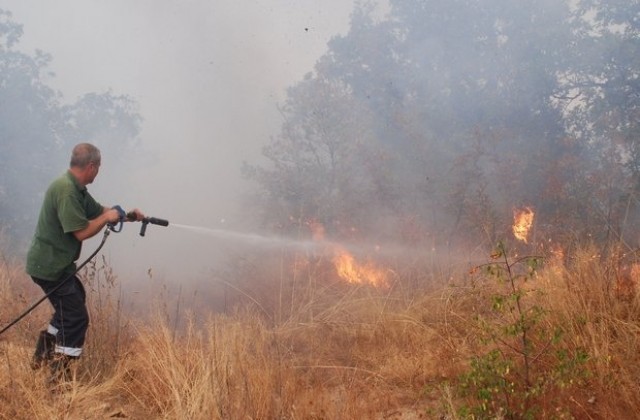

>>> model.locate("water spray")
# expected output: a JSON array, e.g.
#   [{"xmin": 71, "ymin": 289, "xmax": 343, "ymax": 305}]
[{"xmin": 170, "ymin": 223, "xmax": 321, "ymax": 251}]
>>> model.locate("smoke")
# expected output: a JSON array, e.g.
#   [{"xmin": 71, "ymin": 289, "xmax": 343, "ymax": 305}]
[
  {"xmin": 1, "ymin": 0, "xmax": 355, "ymax": 280},
  {"xmin": 8, "ymin": 0, "xmax": 630, "ymax": 305}
]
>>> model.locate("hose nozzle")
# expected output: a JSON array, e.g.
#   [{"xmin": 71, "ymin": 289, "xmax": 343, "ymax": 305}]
[{"xmin": 140, "ymin": 217, "xmax": 169, "ymax": 236}]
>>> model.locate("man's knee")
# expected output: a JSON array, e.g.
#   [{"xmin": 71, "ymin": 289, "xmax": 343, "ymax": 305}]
[{"xmin": 63, "ymin": 304, "xmax": 89, "ymax": 328}]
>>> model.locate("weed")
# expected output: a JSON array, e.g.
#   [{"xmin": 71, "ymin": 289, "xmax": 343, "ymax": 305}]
[{"xmin": 459, "ymin": 241, "xmax": 589, "ymax": 419}]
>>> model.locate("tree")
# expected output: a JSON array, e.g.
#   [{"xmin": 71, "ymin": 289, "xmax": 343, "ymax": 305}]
[
  {"xmin": 249, "ymin": 1, "xmax": 572, "ymax": 244},
  {"xmin": 0, "ymin": 9, "xmax": 141, "ymax": 249},
  {"xmin": 243, "ymin": 74, "xmax": 381, "ymax": 240},
  {"xmin": 247, "ymin": 0, "xmax": 640, "ymax": 251},
  {"xmin": 556, "ymin": 0, "xmax": 640, "ymax": 245}
]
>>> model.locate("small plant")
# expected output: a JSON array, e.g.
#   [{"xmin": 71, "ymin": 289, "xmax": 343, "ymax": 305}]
[{"xmin": 458, "ymin": 241, "xmax": 589, "ymax": 419}]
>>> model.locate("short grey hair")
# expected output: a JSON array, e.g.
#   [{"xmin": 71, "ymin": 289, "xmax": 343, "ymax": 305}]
[{"xmin": 70, "ymin": 143, "xmax": 101, "ymax": 168}]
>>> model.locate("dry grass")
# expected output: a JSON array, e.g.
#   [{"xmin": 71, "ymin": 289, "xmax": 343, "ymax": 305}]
[{"xmin": 0, "ymin": 243, "xmax": 639, "ymax": 419}]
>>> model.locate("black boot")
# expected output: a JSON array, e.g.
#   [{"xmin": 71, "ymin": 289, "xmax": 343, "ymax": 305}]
[
  {"xmin": 31, "ymin": 330, "xmax": 56, "ymax": 370},
  {"xmin": 48, "ymin": 354, "xmax": 78, "ymax": 385}
]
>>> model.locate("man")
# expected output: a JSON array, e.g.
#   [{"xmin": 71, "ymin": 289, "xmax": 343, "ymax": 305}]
[{"xmin": 26, "ymin": 143, "xmax": 144, "ymax": 381}]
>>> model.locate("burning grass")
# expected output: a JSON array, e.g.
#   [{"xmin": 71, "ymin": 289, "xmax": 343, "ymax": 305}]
[{"xmin": 0, "ymin": 242, "xmax": 639, "ymax": 418}]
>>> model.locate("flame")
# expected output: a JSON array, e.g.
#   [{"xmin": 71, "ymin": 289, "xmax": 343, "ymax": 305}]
[
  {"xmin": 332, "ymin": 246, "xmax": 389, "ymax": 289},
  {"xmin": 304, "ymin": 220, "xmax": 389, "ymax": 289},
  {"xmin": 513, "ymin": 207, "xmax": 535, "ymax": 243}
]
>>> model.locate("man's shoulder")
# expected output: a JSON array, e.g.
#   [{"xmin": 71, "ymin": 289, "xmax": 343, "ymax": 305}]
[{"xmin": 47, "ymin": 172, "xmax": 76, "ymax": 194}]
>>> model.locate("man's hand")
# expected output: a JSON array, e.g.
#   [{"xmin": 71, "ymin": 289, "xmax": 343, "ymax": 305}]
[
  {"xmin": 126, "ymin": 208, "xmax": 146, "ymax": 222},
  {"xmin": 73, "ymin": 207, "xmax": 122, "ymax": 241},
  {"xmin": 105, "ymin": 208, "xmax": 122, "ymax": 224}
]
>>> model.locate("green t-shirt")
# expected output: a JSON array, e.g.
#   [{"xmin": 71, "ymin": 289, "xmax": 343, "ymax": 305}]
[{"xmin": 26, "ymin": 171, "xmax": 104, "ymax": 281}]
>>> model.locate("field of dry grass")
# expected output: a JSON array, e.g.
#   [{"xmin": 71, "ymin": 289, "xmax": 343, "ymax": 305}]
[{"xmin": 1, "ymin": 242, "xmax": 640, "ymax": 419}]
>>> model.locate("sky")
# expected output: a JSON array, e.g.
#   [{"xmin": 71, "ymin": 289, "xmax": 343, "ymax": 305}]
[{"xmin": 0, "ymin": 0, "xmax": 357, "ymax": 280}]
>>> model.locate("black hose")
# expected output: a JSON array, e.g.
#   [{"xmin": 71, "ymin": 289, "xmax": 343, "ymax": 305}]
[{"xmin": 0, "ymin": 227, "xmax": 112, "ymax": 337}]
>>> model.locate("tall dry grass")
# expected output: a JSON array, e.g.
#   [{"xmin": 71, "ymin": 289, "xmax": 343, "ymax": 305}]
[{"xmin": 0, "ymin": 242, "xmax": 639, "ymax": 418}]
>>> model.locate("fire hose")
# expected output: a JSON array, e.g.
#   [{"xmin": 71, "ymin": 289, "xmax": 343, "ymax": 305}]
[{"xmin": 0, "ymin": 207, "xmax": 169, "ymax": 337}]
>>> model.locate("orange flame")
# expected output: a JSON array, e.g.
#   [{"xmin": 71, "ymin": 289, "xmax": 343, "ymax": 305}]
[
  {"xmin": 513, "ymin": 206, "xmax": 535, "ymax": 243},
  {"xmin": 332, "ymin": 246, "xmax": 389, "ymax": 289},
  {"xmin": 305, "ymin": 220, "xmax": 389, "ymax": 289}
]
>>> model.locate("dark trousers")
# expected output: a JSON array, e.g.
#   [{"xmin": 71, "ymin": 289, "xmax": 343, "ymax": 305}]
[{"xmin": 32, "ymin": 275, "xmax": 89, "ymax": 356}]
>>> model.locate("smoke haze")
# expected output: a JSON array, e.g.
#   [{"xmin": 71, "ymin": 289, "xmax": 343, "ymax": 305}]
[
  {"xmin": 0, "ymin": 0, "xmax": 356, "ymax": 280},
  {"xmin": 4, "ymin": 1, "xmax": 639, "ymax": 300}
]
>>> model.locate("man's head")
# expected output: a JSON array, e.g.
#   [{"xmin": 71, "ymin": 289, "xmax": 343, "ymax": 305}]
[{"xmin": 69, "ymin": 143, "xmax": 101, "ymax": 186}]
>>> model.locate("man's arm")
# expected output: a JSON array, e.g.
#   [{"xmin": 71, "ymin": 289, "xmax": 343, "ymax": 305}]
[{"xmin": 72, "ymin": 207, "xmax": 120, "ymax": 242}]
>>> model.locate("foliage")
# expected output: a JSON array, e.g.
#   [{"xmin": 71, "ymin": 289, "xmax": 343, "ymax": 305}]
[
  {"xmin": 459, "ymin": 241, "xmax": 589, "ymax": 418},
  {"xmin": 242, "ymin": 75, "xmax": 380, "ymax": 239},
  {"xmin": 244, "ymin": 0, "xmax": 640, "ymax": 252},
  {"xmin": 556, "ymin": 0, "xmax": 640, "ymax": 245}
]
